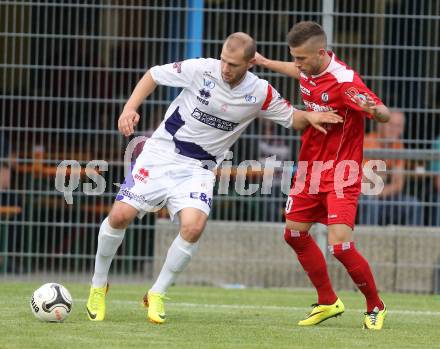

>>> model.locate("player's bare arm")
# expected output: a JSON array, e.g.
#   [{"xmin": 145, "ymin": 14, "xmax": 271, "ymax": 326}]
[
  {"xmin": 293, "ymin": 110, "xmax": 343, "ymax": 134},
  {"xmin": 352, "ymin": 94, "xmax": 391, "ymax": 123},
  {"xmin": 255, "ymin": 52, "xmax": 300, "ymax": 79},
  {"xmin": 118, "ymin": 70, "xmax": 158, "ymax": 137}
]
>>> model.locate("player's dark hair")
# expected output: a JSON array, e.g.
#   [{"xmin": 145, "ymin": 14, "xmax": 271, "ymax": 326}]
[{"xmin": 286, "ymin": 21, "xmax": 327, "ymax": 48}]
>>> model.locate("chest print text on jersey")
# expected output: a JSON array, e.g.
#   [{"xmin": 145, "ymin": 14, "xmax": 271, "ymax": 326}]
[
  {"xmin": 303, "ymin": 100, "xmax": 333, "ymax": 112},
  {"xmin": 300, "ymin": 84, "xmax": 311, "ymax": 96},
  {"xmin": 197, "ymin": 88, "xmax": 211, "ymax": 105},
  {"xmin": 197, "ymin": 78, "xmax": 216, "ymax": 105},
  {"xmin": 191, "ymin": 108, "xmax": 239, "ymax": 131}
]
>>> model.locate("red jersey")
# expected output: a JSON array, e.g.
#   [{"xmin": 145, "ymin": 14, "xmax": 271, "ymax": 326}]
[{"xmin": 296, "ymin": 52, "xmax": 383, "ymax": 193}]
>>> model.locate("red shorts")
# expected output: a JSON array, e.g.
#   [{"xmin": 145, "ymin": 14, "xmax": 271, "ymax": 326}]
[{"xmin": 284, "ymin": 186, "xmax": 360, "ymax": 229}]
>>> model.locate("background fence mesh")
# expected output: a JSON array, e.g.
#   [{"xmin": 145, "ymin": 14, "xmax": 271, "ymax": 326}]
[{"xmin": 1, "ymin": 0, "xmax": 439, "ymax": 292}]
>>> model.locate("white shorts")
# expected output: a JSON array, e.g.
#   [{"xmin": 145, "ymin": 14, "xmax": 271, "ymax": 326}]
[{"xmin": 115, "ymin": 142, "xmax": 216, "ymax": 224}]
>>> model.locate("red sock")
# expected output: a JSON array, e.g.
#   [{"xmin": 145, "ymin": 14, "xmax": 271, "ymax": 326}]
[
  {"xmin": 284, "ymin": 229, "xmax": 337, "ymax": 305},
  {"xmin": 331, "ymin": 242, "xmax": 383, "ymax": 312}
]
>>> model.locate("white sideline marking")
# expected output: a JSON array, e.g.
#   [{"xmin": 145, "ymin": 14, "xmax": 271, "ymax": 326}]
[{"xmin": 77, "ymin": 299, "xmax": 440, "ymax": 316}]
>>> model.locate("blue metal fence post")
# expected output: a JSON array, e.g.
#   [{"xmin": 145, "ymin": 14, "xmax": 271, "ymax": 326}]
[{"xmin": 186, "ymin": 0, "xmax": 204, "ymax": 59}]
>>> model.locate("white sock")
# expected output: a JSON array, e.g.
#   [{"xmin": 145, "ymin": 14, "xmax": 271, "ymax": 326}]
[
  {"xmin": 92, "ymin": 217, "xmax": 126, "ymax": 287},
  {"xmin": 150, "ymin": 233, "xmax": 199, "ymax": 294}
]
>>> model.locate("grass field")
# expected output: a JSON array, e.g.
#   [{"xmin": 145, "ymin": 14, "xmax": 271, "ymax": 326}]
[{"xmin": 0, "ymin": 283, "xmax": 439, "ymax": 349}]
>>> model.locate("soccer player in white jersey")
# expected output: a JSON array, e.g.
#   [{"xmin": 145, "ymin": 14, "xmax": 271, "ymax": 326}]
[{"xmin": 86, "ymin": 32, "xmax": 343, "ymax": 324}]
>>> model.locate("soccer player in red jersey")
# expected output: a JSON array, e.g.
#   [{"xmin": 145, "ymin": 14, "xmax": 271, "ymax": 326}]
[{"xmin": 256, "ymin": 21, "xmax": 391, "ymax": 330}]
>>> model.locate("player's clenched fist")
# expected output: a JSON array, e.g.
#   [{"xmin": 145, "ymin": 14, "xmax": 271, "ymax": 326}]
[{"xmin": 118, "ymin": 109, "xmax": 140, "ymax": 137}]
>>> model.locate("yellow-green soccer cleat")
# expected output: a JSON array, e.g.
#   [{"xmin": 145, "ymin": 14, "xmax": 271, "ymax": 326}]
[
  {"xmin": 143, "ymin": 291, "xmax": 167, "ymax": 324},
  {"xmin": 86, "ymin": 284, "xmax": 109, "ymax": 321},
  {"xmin": 363, "ymin": 305, "xmax": 387, "ymax": 330},
  {"xmin": 298, "ymin": 298, "xmax": 345, "ymax": 326}
]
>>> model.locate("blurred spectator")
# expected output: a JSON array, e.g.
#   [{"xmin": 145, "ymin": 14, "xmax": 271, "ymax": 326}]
[
  {"xmin": 258, "ymin": 121, "xmax": 291, "ymax": 221},
  {"xmin": 0, "ymin": 134, "xmax": 22, "ymax": 272},
  {"xmin": 0, "ymin": 135, "xmax": 11, "ymax": 194},
  {"xmin": 0, "ymin": 135, "xmax": 21, "ymax": 208},
  {"xmin": 359, "ymin": 110, "xmax": 422, "ymax": 225},
  {"xmin": 430, "ymin": 135, "xmax": 440, "ymax": 226}
]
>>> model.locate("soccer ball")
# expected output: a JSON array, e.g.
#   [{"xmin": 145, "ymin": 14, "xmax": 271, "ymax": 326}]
[{"xmin": 30, "ymin": 283, "xmax": 73, "ymax": 322}]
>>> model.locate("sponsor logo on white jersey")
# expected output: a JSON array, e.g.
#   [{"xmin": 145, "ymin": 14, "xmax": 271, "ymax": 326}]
[
  {"xmin": 134, "ymin": 168, "xmax": 149, "ymax": 183},
  {"xmin": 173, "ymin": 61, "xmax": 182, "ymax": 73},
  {"xmin": 203, "ymin": 78, "xmax": 216, "ymax": 89},
  {"xmin": 198, "ymin": 88, "xmax": 211, "ymax": 105},
  {"xmin": 191, "ymin": 108, "xmax": 239, "ymax": 131},
  {"xmin": 244, "ymin": 95, "xmax": 257, "ymax": 103}
]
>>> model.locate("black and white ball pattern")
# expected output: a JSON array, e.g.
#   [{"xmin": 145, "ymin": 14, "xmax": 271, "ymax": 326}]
[{"xmin": 30, "ymin": 283, "xmax": 73, "ymax": 322}]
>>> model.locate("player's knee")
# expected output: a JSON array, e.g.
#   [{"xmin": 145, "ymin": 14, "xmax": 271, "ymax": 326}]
[
  {"xmin": 180, "ymin": 222, "xmax": 205, "ymax": 242},
  {"xmin": 108, "ymin": 209, "xmax": 133, "ymax": 229},
  {"xmin": 283, "ymin": 228, "xmax": 293, "ymax": 243},
  {"xmin": 285, "ymin": 220, "xmax": 311, "ymax": 232},
  {"xmin": 284, "ymin": 227, "xmax": 310, "ymax": 251},
  {"xmin": 284, "ymin": 228, "xmax": 300, "ymax": 246}
]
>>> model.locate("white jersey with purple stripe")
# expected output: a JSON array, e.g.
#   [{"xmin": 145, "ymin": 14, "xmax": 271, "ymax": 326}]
[{"xmin": 147, "ymin": 58, "xmax": 295, "ymax": 167}]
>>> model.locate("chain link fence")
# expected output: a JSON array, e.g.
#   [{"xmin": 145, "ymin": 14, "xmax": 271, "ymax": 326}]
[{"xmin": 1, "ymin": 0, "xmax": 439, "ymax": 292}]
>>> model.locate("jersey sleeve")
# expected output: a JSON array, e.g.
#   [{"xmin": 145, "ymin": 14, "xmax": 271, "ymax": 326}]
[
  {"xmin": 149, "ymin": 58, "xmax": 203, "ymax": 88},
  {"xmin": 341, "ymin": 76, "xmax": 383, "ymax": 119},
  {"xmin": 259, "ymin": 84, "xmax": 295, "ymax": 128}
]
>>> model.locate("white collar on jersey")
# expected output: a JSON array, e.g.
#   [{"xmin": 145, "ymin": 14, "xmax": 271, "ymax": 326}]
[{"xmin": 310, "ymin": 51, "xmax": 338, "ymax": 79}]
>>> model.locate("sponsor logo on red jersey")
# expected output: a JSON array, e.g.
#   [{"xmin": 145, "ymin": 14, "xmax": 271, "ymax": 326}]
[
  {"xmin": 300, "ymin": 84, "xmax": 311, "ymax": 96},
  {"xmin": 344, "ymin": 86, "xmax": 368, "ymax": 102},
  {"xmin": 304, "ymin": 100, "xmax": 333, "ymax": 112}
]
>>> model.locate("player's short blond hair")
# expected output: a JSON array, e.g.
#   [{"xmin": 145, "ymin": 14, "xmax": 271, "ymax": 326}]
[{"xmin": 224, "ymin": 32, "xmax": 256, "ymax": 61}]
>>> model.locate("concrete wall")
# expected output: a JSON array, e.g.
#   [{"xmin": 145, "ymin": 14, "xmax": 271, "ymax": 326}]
[{"xmin": 154, "ymin": 219, "xmax": 440, "ymax": 293}]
